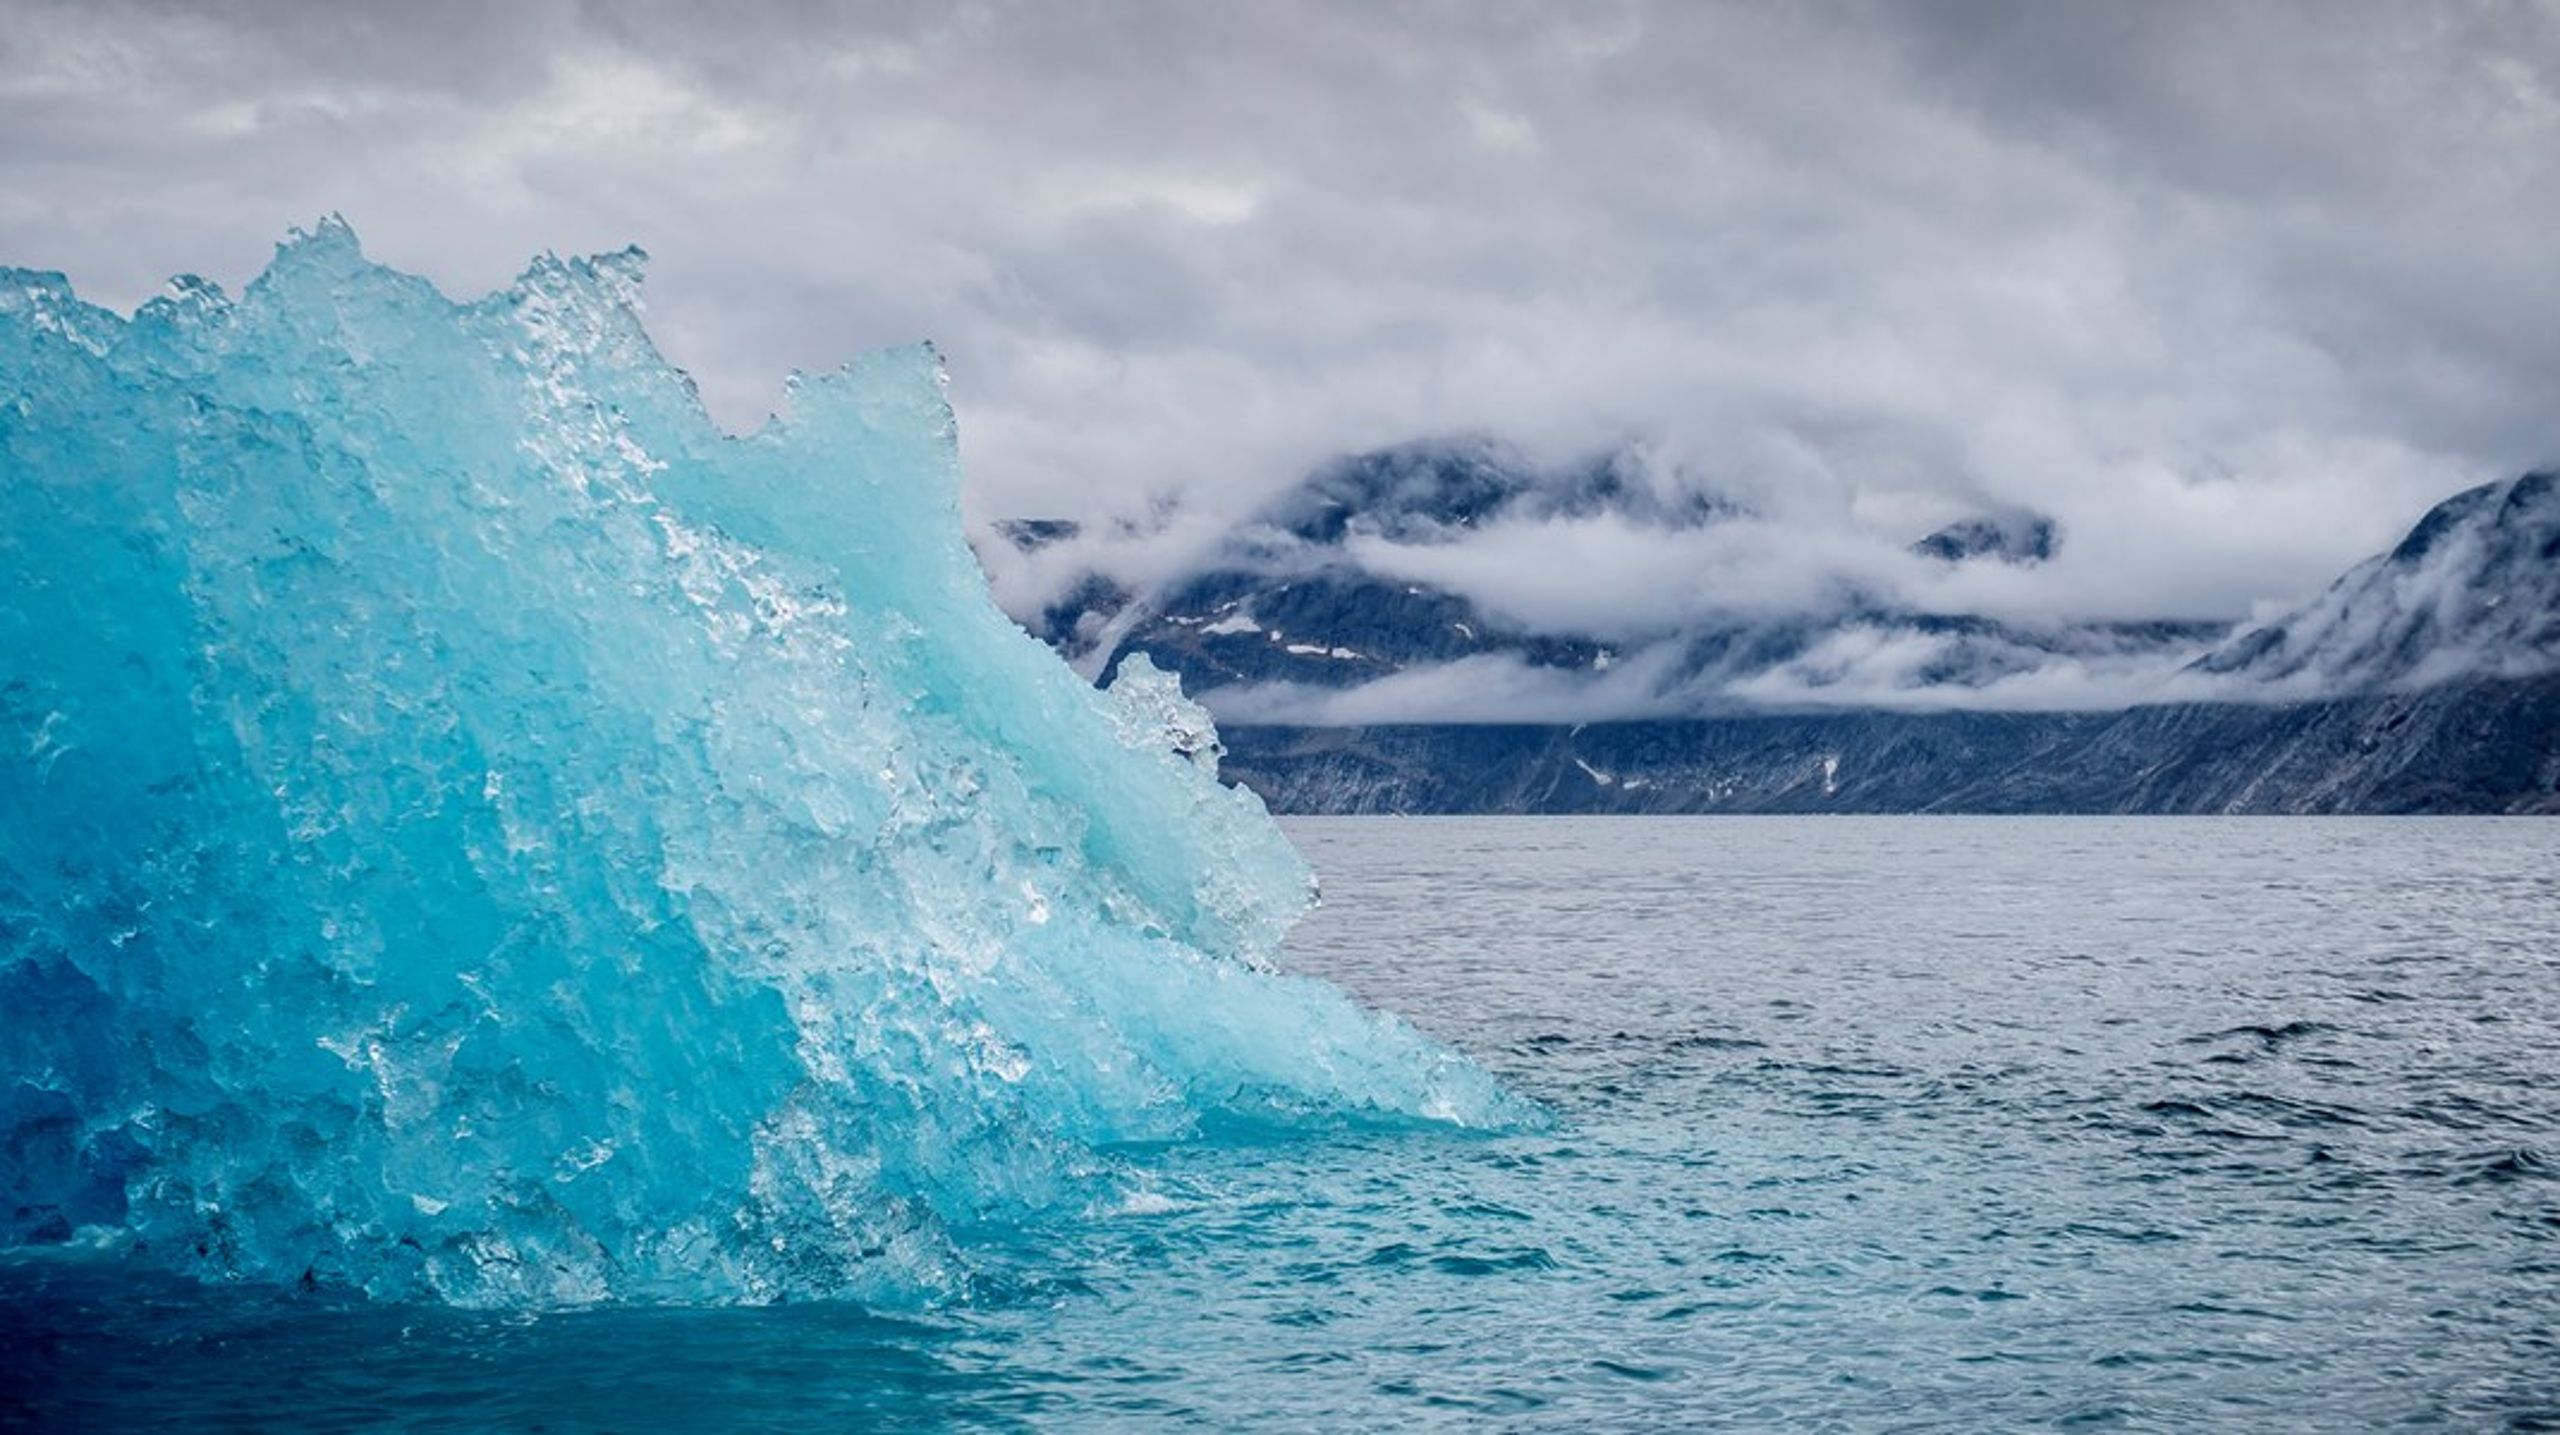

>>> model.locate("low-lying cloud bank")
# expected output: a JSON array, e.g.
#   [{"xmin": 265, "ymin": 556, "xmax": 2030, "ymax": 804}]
[{"xmin": 1198, "ymin": 631, "xmax": 2236, "ymax": 725}]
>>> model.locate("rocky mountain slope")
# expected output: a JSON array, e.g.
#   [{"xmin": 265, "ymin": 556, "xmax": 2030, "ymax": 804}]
[
  {"xmin": 1219, "ymin": 674, "xmax": 2560, "ymax": 814},
  {"xmin": 984, "ymin": 461, "xmax": 2560, "ymax": 814},
  {"xmin": 2191, "ymin": 471, "xmax": 2560, "ymax": 691}
]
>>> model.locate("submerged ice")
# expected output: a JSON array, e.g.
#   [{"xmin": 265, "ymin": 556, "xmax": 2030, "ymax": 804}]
[{"xmin": 0, "ymin": 221, "xmax": 1518, "ymax": 1307}]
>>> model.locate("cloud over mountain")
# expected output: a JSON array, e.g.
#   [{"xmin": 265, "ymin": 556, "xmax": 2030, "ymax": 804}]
[
  {"xmin": 8, "ymin": 0, "xmax": 2556, "ymax": 633},
  {"xmin": 995, "ymin": 438, "xmax": 2558, "ymax": 723}
]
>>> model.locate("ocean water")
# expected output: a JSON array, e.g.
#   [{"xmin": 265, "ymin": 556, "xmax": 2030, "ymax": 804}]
[{"xmin": 6, "ymin": 816, "xmax": 2556, "ymax": 1430}]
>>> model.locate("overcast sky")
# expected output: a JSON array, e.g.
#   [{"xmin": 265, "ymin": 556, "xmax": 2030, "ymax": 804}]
[{"xmin": 5, "ymin": 0, "xmax": 2557, "ymax": 627}]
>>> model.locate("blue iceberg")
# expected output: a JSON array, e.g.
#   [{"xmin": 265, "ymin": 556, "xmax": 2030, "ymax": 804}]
[{"xmin": 0, "ymin": 221, "xmax": 1519, "ymax": 1307}]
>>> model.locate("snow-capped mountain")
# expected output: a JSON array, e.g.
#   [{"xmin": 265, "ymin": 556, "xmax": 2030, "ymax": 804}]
[
  {"xmin": 1910, "ymin": 512, "xmax": 2060, "ymax": 565},
  {"xmin": 989, "ymin": 438, "xmax": 2219, "ymax": 719},
  {"xmin": 978, "ymin": 452, "xmax": 2560, "ymax": 814},
  {"xmin": 2193, "ymin": 471, "xmax": 2560, "ymax": 692}
]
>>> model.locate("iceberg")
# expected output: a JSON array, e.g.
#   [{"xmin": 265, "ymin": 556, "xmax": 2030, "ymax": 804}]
[{"xmin": 0, "ymin": 221, "xmax": 1519, "ymax": 1307}]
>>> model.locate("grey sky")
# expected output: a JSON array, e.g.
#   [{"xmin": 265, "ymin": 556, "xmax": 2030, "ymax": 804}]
[{"xmin": 5, "ymin": 0, "xmax": 2556, "ymax": 628}]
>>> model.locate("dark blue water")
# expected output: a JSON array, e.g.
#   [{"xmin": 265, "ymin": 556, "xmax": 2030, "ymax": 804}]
[{"xmin": 8, "ymin": 817, "xmax": 2557, "ymax": 1429}]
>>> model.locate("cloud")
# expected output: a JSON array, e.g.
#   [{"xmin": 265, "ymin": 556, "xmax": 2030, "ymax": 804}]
[
  {"xmin": 1203, "ymin": 646, "xmax": 1698, "ymax": 727},
  {"xmin": 4, "ymin": 0, "xmax": 2557, "ymax": 635},
  {"xmin": 1197, "ymin": 620, "xmax": 2230, "ymax": 724},
  {"xmin": 1343, "ymin": 515, "xmax": 1890, "ymax": 638}
]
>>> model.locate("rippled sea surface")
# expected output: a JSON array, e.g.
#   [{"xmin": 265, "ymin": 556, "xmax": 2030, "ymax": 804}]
[{"xmin": 9, "ymin": 817, "xmax": 2558, "ymax": 1430}]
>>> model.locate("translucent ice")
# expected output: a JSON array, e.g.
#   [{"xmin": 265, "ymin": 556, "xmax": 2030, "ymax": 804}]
[{"xmin": 0, "ymin": 221, "xmax": 1520, "ymax": 1307}]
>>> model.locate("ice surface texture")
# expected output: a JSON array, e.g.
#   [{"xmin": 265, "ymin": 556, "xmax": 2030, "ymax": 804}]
[{"xmin": 0, "ymin": 221, "xmax": 1518, "ymax": 1306}]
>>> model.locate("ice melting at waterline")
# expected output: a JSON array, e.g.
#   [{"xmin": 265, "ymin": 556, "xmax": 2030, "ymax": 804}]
[{"xmin": 0, "ymin": 221, "xmax": 1523, "ymax": 1307}]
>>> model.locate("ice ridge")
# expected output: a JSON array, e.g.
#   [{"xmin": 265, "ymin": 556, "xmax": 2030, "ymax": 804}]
[{"xmin": 0, "ymin": 220, "xmax": 1521, "ymax": 1307}]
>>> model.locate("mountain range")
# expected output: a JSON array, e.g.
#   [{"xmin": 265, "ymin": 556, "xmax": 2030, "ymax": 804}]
[{"xmin": 980, "ymin": 451, "xmax": 2560, "ymax": 814}]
